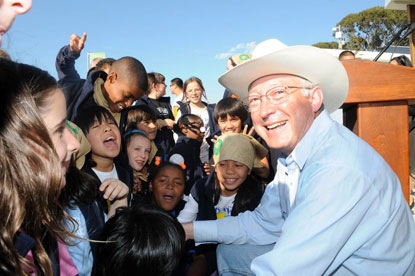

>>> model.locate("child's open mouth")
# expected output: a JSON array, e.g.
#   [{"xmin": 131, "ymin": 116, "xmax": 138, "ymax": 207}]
[
  {"xmin": 103, "ymin": 136, "xmax": 117, "ymax": 147},
  {"xmin": 163, "ymin": 194, "xmax": 175, "ymax": 202}
]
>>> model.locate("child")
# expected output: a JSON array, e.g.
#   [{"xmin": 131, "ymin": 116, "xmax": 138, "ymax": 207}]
[
  {"xmin": 148, "ymin": 162, "xmax": 187, "ymax": 216},
  {"xmin": 120, "ymin": 104, "xmax": 164, "ymax": 171},
  {"xmin": 123, "ymin": 129, "xmax": 152, "ymax": 205},
  {"xmin": 147, "ymin": 162, "xmax": 199, "ymax": 275},
  {"xmin": 62, "ymin": 54, "xmax": 148, "ymax": 124},
  {"xmin": 94, "ymin": 204, "xmax": 185, "ymax": 276},
  {"xmin": 75, "ymin": 106, "xmax": 131, "ymax": 216},
  {"xmin": 0, "ymin": 60, "xmax": 80, "ymax": 275},
  {"xmin": 122, "ymin": 104, "xmax": 158, "ymax": 140},
  {"xmin": 169, "ymin": 114, "xmax": 206, "ymax": 197},
  {"xmin": 211, "ymin": 97, "xmax": 272, "ymax": 180},
  {"xmin": 178, "ymin": 133, "xmax": 268, "ymax": 276},
  {"xmin": 134, "ymin": 72, "xmax": 175, "ymax": 157},
  {"xmin": 213, "ymin": 97, "xmax": 249, "ymax": 134},
  {"xmin": 175, "ymin": 77, "xmax": 218, "ymax": 164}
]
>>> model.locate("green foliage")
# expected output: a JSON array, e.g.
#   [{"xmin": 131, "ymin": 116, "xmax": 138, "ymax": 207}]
[
  {"xmin": 337, "ymin": 6, "xmax": 408, "ymax": 51},
  {"xmin": 313, "ymin": 41, "xmax": 339, "ymax": 49}
]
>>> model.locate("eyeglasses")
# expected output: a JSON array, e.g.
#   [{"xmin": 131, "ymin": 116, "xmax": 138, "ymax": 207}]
[
  {"xmin": 243, "ymin": 86, "xmax": 313, "ymax": 111},
  {"xmin": 186, "ymin": 88, "xmax": 202, "ymax": 94}
]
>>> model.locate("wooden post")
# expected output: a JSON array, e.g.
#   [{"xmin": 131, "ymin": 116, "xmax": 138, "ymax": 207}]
[
  {"xmin": 342, "ymin": 59, "xmax": 415, "ymax": 203},
  {"xmin": 408, "ymin": 5, "xmax": 415, "ymax": 64}
]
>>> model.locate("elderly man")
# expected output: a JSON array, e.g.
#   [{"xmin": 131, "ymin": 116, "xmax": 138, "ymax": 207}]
[{"xmin": 183, "ymin": 39, "xmax": 415, "ymax": 275}]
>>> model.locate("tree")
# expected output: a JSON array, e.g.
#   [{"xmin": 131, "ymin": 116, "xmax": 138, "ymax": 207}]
[
  {"xmin": 313, "ymin": 42, "xmax": 339, "ymax": 49},
  {"xmin": 337, "ymin": 6, "xmax": 408, "ymax": 51}
]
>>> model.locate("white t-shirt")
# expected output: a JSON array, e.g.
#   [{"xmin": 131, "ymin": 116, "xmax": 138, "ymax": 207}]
[
  {"xmin": 172, "ymin": 94, "xmax": 183, "ymax": 109},
  {"xmin": 177, "ymin": 193, "xmax": 236, "ymax": 223},
  {"xmin": 92, "ymin": 165, "xmax": 119, "ymax": 183}
]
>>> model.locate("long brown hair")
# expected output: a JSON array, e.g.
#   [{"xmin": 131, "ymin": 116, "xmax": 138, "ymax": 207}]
[{"xmin": 0, "ymin": 60, "xmax": 73, "ymax": 275}]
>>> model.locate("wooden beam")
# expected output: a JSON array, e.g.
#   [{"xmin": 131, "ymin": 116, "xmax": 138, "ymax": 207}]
[{"xmin": 408, "ymin": 5, "xmax": 415, "ymax": 65}]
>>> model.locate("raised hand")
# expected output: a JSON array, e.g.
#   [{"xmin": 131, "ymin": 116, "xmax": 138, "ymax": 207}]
[
  {"xmin": 69, "ymin": 32, "xmax": 87, "ymax": 54},
  {"xmin": 242, "ymin": 124, "xmax": 255, "ymax": 136}
]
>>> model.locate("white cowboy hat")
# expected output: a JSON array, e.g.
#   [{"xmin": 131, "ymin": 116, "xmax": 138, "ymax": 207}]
[{"xmin": 218, "ymin": 39, "xmax": 349, "ymax": 113}]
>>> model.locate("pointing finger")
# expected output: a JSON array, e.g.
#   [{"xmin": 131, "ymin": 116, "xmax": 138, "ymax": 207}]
[{"xmin": 81, "ymin": 32, "xmax": 87, "ymax": 43}]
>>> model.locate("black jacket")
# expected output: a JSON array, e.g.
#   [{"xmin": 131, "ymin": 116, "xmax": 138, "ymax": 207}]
[
  {"xmin": 168, "ymin": 136, "xmax": 205, "ymax": 195},
  {"xmin": 82, "ymin": 160, "xmax": 133, "ymax": 213},
  {"xmin": 134, "ymin": 95, "xmax": 175, "ymax": 158},
  {"xmin": 177, "ymin": 101, "xmax": 218, "ymax": 136}
]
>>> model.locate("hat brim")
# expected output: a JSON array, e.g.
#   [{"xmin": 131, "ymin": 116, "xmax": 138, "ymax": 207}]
[{"xmin": 219, "ymin": 45, "xmax": 349, "ymax": 114}]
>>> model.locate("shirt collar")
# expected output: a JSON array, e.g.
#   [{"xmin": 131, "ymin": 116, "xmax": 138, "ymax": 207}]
[{"xmin": 288, "ymin": 110, "xmax": 333, "ymax": 170}]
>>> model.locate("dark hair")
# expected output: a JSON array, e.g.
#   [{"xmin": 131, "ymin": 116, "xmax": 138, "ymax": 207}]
[
  {"xmin": 171, "ymin": 78, "xmax": 183, "ymax": 89},
  {"xmin": 87, "ymin": 58, "xmax": 116, "ymax": 76},
  {"xmin": 96, "ymin": 58, "xmax": 115, "ymax": 70},
  {"xmin": 74, "ymin": 106, "xmax": 118, "ymax": 135},
  {"xmin": 338, "ymin": 50, "xmax": 355, "ymax": 60},
  {"xmin": 172, "ymin": 114, "xmax": 202, "ymax": 136},
  {"xmin": 214, "ymin": 97, "xmax": 248, "ymax": 124},
  {"xmin": 390, "ymin": 55, "xmax": 413, "ymax": 67},
  {"xmin": 75, "ymin": 106, "xmax": 119, "ymax": 168},
  {"xmin": 213, "ymin": 173, "xmax": 263, "ymax": 215},
  {"xmin": 148, "ymin": 162, "xmax": 186, "ymax": 185},
  {"xmin": 60, "ymin": 159, "xmax": 99, "ymax": 207},
  {"xmin": 95, "ymin": 205, "xmax": 185, "ymax": 276},
  {"xmin": 124, "ymin": 104, "xmax": 157, "ymax": 131},
  {"xmin": 110, "ymin": 57, "xmax": 149, "ymax": 93}
]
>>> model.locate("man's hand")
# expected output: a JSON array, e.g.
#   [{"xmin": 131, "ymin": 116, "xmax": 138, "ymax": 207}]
[
  {"xmin": 182, "ymin": 222, "xmax": 194, "ymax": 240},
  {"xmin": 69, "ymin": 32, "xmax": 87, "ymax": 54}
]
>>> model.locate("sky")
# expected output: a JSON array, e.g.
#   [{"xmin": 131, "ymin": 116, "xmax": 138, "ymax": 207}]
[{"xmin": 2, "ymin": 0, "xmax": 386, "ymax": 104}]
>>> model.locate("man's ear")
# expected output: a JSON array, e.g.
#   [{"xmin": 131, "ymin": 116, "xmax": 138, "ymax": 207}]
[
  {"xmin": 149, "ymin": 182, "xmax": 153, "ymax": 192},
  {"xmin": 107, "ymin": 71, "xmax": 117, "ymax": 84},
  {"xmin": 309, "ymin": 86, "xmax": 324, "ymax": 113}
]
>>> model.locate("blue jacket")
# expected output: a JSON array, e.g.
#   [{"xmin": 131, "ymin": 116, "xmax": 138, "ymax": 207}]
[
  {"xmin": 0, "ymin": 231, "xmax": 60, "ymax": 275},
  {"xmin": 56, "ymin": 45, "xmax": 107, "ymax": 122}
]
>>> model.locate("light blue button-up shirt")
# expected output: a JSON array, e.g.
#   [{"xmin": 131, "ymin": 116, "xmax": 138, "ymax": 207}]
[{"xmin": 194, "ymin": 110, "xmax": 415, "ymax": 275}]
